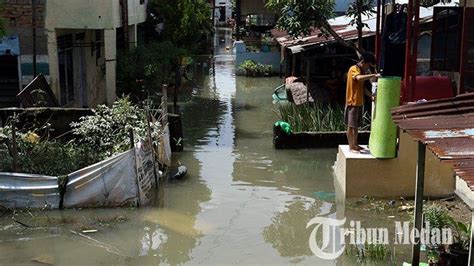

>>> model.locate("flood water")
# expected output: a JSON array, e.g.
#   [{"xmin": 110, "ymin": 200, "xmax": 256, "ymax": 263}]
[{"xmin": 0, "ymin": 29, "xmax": 411, "ymax": 265}]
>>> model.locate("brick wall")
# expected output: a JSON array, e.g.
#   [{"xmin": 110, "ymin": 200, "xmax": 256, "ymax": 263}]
[{"xmin": 1, "ymin": 0, "xmax": 47, "ymax": 54}]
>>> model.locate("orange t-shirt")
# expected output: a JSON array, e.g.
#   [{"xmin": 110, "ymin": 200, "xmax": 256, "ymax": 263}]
[{"xmin": 346, "ymin": 65, "xmax": 364, "ymax": 106}]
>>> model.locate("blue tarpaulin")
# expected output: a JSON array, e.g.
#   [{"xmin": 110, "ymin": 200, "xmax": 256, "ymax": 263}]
[{"xmin": 0, "ymin": 35, "xmax": 20, "ymax": 56}]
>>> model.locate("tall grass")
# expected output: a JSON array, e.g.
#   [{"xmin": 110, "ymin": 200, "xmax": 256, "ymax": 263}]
[{"xmin": 276, "ymin": 103, "xmax": 370, "ymax": 132}]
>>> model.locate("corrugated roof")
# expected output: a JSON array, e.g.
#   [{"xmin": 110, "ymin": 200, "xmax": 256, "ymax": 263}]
[
  {"xmin": 392, "ymin": 93, "xmax": 474, "ymax": 189},
  {"xmin": 272, "ymin": 1, "xmax": 458, "ymax": 54},
  {"xmin": 271, "ymin": 25, "xmax": 374, "ymax": 54}
]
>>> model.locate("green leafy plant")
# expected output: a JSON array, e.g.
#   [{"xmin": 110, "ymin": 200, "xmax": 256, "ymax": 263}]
[
  {"xmin": 423, "ymin": 205, "xmax": 452, "ymax": 263},
  {"xmin": 424, "ymin": 205, "xmax": 452, "ymax": 230},
  {"xmin": 0, "ymin": 98, "xmax": 161, "ymax": 176},
  {"xmin": 346, "ymin": 242, "xmax": 391, "ymax": 262},
  {"xmin": 238, "ymin": 60, "xmax": 273, "ymax": 77},
  {"xmin": 0, "ymin": 126, "xmax": 96, "ymax": 176},
  {"xmin": 346, "ymin": 0, "xmax": 376, "ymax": 49},
  {"xmin": 71, "ymin": 97, "xmax": 161, "ymax": 159},
  {"xmin": 266, "ymin": 0, "xmax": 362, "ymax": 54},
  {"xmin": 145, "ymin": 0, "xmax": 212, "ymax": 52},
  {"xmin": 447, "ymin": 216, "xmax": 471, "ymax": 251},
  {"xmin": 117, "ymin": 41, "xmax": 186, "ymax": 98},
  {"xmin": 276, "ymin": 103, "xmax": 370, "ymax": 132}
]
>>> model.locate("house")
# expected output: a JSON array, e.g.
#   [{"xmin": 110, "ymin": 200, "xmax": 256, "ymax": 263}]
[
  {"xmin": 214, "ymin": 0, "xmax": 233, "ymax": 26},
  {"xmin": 0, "ymin": 0, "xmax": 147, "ymax": 108}
]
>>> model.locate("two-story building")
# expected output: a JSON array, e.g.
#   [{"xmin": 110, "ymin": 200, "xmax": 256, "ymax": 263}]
[{"xmin": 0, "ymin": 0, "xmax": 147, "ymax": 107}]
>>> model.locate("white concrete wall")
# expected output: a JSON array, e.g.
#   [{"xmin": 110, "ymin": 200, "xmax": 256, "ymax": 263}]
[
  {"xmin": 45, "ymin": 0, "xmax": 146, "ymax": 30},
  {"xmin": 127, "ymin": 0, "xmax": 148, "ymax": 26},
  {"xmin": 334, "ymin": 132, "xmax": 456, "ymax": 199},
  {"xmin": 45, "ymin": 0, "xmax": 118, "ymax": 30},
  {"xmin": 44, "ymin": 0, "xmax": 146, "ymax": 106}
]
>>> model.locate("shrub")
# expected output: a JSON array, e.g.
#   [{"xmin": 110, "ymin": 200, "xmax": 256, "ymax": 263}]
[
  {"xmin": 0, "ymin": 98, "xmax": 161, "ymax": 176},
  {"xmin": 276, "ymin": 103, "xmax": 371, "ymax": 132},
  {"xmin": 117, "ymin": 41, "xmax": 186, "ymax": 99},
  {"xmin": 238, "ymin": 60, "xmax": 273, "ymax": 77}
]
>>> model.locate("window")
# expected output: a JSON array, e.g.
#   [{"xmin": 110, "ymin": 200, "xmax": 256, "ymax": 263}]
[
  {"xmin": 57, "ymin": 34, "xmax": 74, "ymax": 105},
  {"xmin": 430, "ymin": 7, "xmax": 463, "ymax": 72}
]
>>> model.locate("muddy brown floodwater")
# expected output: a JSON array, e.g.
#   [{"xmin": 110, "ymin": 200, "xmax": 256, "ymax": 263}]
[{"xmin": 0, "ymin": 29, "xmax": 415, "ymax": 265}]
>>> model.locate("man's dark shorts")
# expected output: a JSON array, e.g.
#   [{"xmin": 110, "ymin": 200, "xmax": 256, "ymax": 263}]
[{"xmin": 344, "ymin": 105, "xmax": 363, "ymax": 128}]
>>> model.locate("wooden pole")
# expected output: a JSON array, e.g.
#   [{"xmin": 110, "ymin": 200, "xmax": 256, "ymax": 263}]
[
  {"xmin": 411, "ymin": 141, "xmax": 426, "ymax": 266},
  {"xmin": 162, "ymin": 84, "xmax": 168, "ymax": 126},
  {"xmin": 11, "ymin": 119, "xmax": 19, "ymax": 172},
  {"xmin": 306, "ymin": 58, "xmax": 311, "ymax": 103},
  {"xmin": 128, "ymin": 128, "xmax": 135, "ymax": 150},
  {"xmin": 145, "ymin": 109, "xmax": 159, "ymax": 189},
  {"xmin": 129, "ymin": 128, "xmax": 141, "ymax": 208}
]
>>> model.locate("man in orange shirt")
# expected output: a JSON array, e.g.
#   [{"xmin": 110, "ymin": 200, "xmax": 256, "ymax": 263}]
[{"xmin": 345, "ymin": 52, "xmax": 380, "ymax": 153}]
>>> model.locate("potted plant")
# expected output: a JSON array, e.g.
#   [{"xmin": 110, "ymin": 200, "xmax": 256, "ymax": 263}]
[{"xmin": 448, "ymin": 217, "xmax": 470, "ymax": 266}]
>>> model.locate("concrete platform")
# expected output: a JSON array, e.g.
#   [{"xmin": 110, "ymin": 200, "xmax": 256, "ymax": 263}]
[
  {"xmin": 455, "ymin": 176, "xmax": 474, "ymax": 209},
  {"xmin": 333, "ymin": 132, "xmax": 455, "ymax": 199}
]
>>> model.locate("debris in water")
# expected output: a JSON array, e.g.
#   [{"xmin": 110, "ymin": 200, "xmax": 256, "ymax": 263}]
[
  {"xmin": 82, "ymin": 229, "xmax": 98, "ymax": 234},
  {"xmin": 398, "ymin": 205, "xmax": 414, "ymax": 212},
  {"xmin": 170, "ymin": 166, "xmax": 188, "ymax": 180},
  {"xmin": 31, "ymin": 254, "xmax": 54, "ymax": 265},
  {"xmin": 314, "ymin": 191, "xmax": 336, "ymax": 201},
  {"xmin": 388, "ymin": 200, "xmax": 396, "ymax": 207}
]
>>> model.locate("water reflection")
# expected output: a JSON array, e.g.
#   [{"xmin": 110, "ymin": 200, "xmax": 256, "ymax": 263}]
[{"xmin": 263, "ymin": 200, "xmax": 322, "ymax": 258}]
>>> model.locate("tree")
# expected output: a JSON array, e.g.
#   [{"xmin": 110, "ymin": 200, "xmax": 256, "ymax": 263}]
[
  {"xmin": 145, "ymin": 0, "xmax": 212, "ymax": 52},
  {"xmin": 346, "ymin": 0, "xmax": 376, "ymax": 49},
  {"xmin": 117, "ymin": 41, "xmax": 186, "ymax": 99},
  {"xmin": 267, "ymin": 0, "xmax": 375, "ymax": 54}
]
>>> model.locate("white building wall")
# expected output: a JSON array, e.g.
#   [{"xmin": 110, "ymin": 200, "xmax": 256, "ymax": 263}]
[
  {"xmin": 44, "ymin": 0, "xmax": 147, "ymax": 107},
  {"xmin": 215, "ymin": 0, "xmax": 233, "ymax": 25},
  {"xmin": 45, "ymin": 0, "xmax": 147, "ymax": 30}
]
